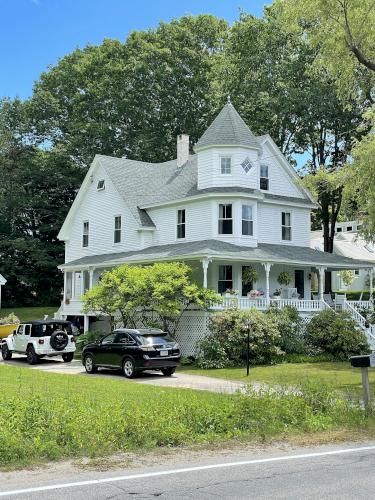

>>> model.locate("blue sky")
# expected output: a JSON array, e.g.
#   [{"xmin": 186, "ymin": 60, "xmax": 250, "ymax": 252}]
[{"xmin": 1, "ymin": 0, "xmax": 269, "ymax": 99}]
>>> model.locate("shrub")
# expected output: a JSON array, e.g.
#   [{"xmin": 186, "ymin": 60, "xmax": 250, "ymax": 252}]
[
  {"xmin": 265, "ymin": 305, "xmax": 306, "ymax": 354},
  {"xmin": 75, "ymin": 330, "xmax": 106, "ymax": 353},
  {"xmin": 198, "ymin": 308, "xmax": 283, "ymax": 368},
  {"xmin": 305, "ymin": 309, "xmax": 370, "ymax": 360},
  {"xmin": 0, "ymin": 313, "xmax": 20, "ymax": 325}
]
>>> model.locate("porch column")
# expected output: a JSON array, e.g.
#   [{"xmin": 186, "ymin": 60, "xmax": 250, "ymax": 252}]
[
  {"xmin": 89, "ymin": 268, "xmax": 94, "ymax": 289},
  {"xmin": 80, "ymin": 270, "xmax": 85, "ymax": 297},
  {"xmin": 318, "ymin": 266, "xmax": 326, "ymax": 301},
  {"xmin": 201, "ymin": 258, "xmax": 211, "ymax": 289},
  {"xmin": 63, "ymin": 272, "xmax": 67, "ymax": 302},
  {"xmin": 83, "ymin": 315, "xmax": 89, "ymax": 333},
  {"xmin": 370, "ymin": 267, "xmax": 374, "ymax": 301},
  {"xmin": 72, "ymin": 271, "xmax": 76, "ymax": 299},
  {"xmin": 262, "ymin": 262, "xmax": 272, "ymax": 303}
]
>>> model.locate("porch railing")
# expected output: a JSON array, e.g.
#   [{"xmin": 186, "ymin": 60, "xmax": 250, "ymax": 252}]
[
  {"xmin": 346, "ymin": 300, "xmax": 372, "ymax": 311},
  {"xmin": 212, "ymin": 298, "xmax": 328, "ymax": 312}
]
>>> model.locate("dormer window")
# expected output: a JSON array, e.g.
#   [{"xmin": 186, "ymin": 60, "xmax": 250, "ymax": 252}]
[
  {"xmin": 260, "ymin": 165, "xmax": 269, "ymax": 190},
  {"xmin": 241, "ymin": 157, "xmax": 253, "ymax": 173},
  {"xmin": 221, "ymin": 157, "xmax": 231, "ymax": 175},
  {"xmin": 97, "ymin": 179, "xmax": 105, "ymax": 191}
]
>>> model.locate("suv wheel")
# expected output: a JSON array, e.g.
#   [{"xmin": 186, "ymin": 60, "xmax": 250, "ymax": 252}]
[
  {"xmin": 1, "ymin": 344, "xmax": 12, "ymax": 360},
  {"xmin": 161, "ymin": 367, "xmax": 176, "ymax": 377},
  {"xmin": 26, "ymin": 346, "xmax": 40, "ymax": 365},
  {"xmin": 84, "ymin": 354, "xmax": 97, "ymax": 374},
  {"xmin": 123, "ymin": 358, "xmax": 136, "ymax": 379},
  {"xmin": 62, "ymin": 353, "xmax": 74, "ymax": 363}
]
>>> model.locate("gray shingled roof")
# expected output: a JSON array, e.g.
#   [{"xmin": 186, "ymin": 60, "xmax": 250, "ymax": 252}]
[
  {"xmin": 60, "ymin": 239, "xmax": 374, "ymax": 270},
  {"xmin": 195, "ymin": 103, "xmax": 260, "ymax": 150},
  {"xmin": 99, "ymin": 153, "xmax": 314, "ymax": 228}
]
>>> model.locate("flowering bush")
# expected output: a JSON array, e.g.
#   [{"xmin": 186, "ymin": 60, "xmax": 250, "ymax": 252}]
[
  {"xmin": 0, "ymin": 313, "xmax": 20, "ymax": 325},
  {"xmin": 198, "ymin": 308, "xmax": 284, "ymax": 367}
]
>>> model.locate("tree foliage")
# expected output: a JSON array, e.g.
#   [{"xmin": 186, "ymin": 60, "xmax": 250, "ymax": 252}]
[{"xmin": 82, "ymin": 262, "xmax": 219, "ymax": 336}]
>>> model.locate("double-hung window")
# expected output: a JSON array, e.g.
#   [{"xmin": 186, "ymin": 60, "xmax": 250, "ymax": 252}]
[
  {"xmin": 177, "ymin": 209, "xmax": 186, "ymax": 239},
  {"xmin": 260, "ymin": 165, "xmax": 269, "ymax": 190},
  {"xmin": 218, "ymin": 265, "xmax": 233, "ymax": 294},
  {"xmin": 242, "ymin": 205, "xmax": 253, "ymax": 236},
  {"xmin": 281, "ymin": 212, "xmax": 292, "ymax": 241},
  {"xmin": 114, "ymin": 216, "xmax": 122, "ymax": 244},
  {"xmin": 220, "ymin": 157, "xmax": 231, "ymax": 175},
  {"xmin": 82, "ymin": 221, "xmax": 89, "ymax": 247},
  {"xmin": 218, "ymin": 204, "xmax": 233, "ymax": 234}
]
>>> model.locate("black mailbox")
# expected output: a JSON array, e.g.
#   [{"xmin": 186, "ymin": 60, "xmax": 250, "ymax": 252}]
[{"xmin": 350, "ymin": 354, "xmax": 375, "ymax": 368}]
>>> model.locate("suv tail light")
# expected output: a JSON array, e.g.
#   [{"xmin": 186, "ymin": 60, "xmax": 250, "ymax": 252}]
[{"xmin": 38, "ymin": 338, "xmax": 44, "ymax": 345}]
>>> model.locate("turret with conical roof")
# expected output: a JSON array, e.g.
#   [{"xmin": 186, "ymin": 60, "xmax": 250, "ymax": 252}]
[
  {"xmin": 196, "ymin": 101, "xmax": 261, "ymax": 191},
  {"xmin": 195, "ymin": 101, "xmax": 260, "ymax": 151}
]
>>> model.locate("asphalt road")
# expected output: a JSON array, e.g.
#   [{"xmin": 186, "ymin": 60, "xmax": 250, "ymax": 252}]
[{"xmin": 1, "ymin": 443, "xmax": 375, "ymax": 499}]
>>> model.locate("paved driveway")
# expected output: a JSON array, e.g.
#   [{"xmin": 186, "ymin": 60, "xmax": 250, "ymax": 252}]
[{"xmin": 0, "ymin": 355, "xmax": 251, "ymax": 394}]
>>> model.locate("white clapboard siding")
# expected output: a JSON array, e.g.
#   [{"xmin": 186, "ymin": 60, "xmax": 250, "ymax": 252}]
[
  {"xmin": 65, "ymin": 164, "xmax": 140, "ymax": 262},
  {"xmin": 197, "ymin": 147, "xmax": 259, "ymax": 190},
  {"xmin": 257, "ymin": 203, "xmax": 311, "ymax": 247}
]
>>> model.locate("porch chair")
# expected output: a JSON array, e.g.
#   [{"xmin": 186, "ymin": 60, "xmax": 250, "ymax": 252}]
[{"xmin": 334, "ymin": 294, "xmax": 347, "ymax": 311}]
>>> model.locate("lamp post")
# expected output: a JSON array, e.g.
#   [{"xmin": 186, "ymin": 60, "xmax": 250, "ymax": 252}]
[{"xmin": 245, "ymin": 319, "xmax": 252, "ymax": 376}]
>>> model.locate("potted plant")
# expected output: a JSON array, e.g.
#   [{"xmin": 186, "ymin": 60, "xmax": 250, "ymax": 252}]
[
  {"xmin": 277, "ymin": 271, "xmax": 292, "ymax": 287},
  {"xmin": 272, "ymin": 288, "xmax": 282, "ymax": 299},
  {"xmin": 242, "ymin": 266, "xmax": 259, "ymax": 287}
]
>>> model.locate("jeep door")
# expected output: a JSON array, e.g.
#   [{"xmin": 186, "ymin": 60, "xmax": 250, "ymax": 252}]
[{"xmin": 13, "ymin": 324, "xmax": 31, "ymax": 351}]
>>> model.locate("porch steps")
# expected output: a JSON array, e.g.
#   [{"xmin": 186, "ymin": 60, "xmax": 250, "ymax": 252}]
[{"xmin": 342, "ymin": 301, "xmax": 375, "ymax": 351}]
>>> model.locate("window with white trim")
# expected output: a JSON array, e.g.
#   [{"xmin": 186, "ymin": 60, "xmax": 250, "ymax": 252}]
[
  {"xmin": 260, "ymin": 165, "xmax": 269, "ymax": 190},
  {"xmin": 218, "ymin": 265, "xmax": 233, "ymax": 293},
  {"xmin": 114, "ymin": 216, "xmax": 121, "ymax": 244},
  {"xmin": 354, "ymin": 269, "xmax": 360, "ymax": 276},
  {"xmin": 281, "ymin": 212, "xmax": 291, "ymax": 241},
  {"xmin": 242, "ymin": 205, "xmax": 253, "ymax": 236},
  {"xmin": 218, "ymin": 204, "xmax": 233, "ymax": 234},
  {"xmin": 177, "ymin": 209, "xmax": 186, "ymax": 239},
  {"xmin": 97, "ymin": 179, "xmax": 105, "ymax": 190},
  {"xmin": 220, "ymin": 157, "xmax": 231, "ymax": 175},
  {"xmin": 82, "ymin": 221, "xmax": 89, "ymax": 247}
]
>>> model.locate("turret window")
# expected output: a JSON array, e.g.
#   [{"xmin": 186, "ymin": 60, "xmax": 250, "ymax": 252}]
[
  {"xmin": 177, "ymin": 209, "xmax": 186, "ymax": 239},
  {"xmin": 220, "ymin": 157, "xmax": 231, "ymax": 175},
  {"xmin": 281, "ymin": 212, "xmax": 292, "ymax": 241},
  {"xmin": 218, "ymin": 204, "xmax": 233, "ymax": 234},
  {"xmin": 241, "ymin": 157, "xmax": 253, "ymax": 173},
  {"xmin": 242, "ymin": 205, "xmax": 253, "ymax": 236},
  {"xmin": 114, "ymin": 216, "xmax": 122, "ymax": 243}
]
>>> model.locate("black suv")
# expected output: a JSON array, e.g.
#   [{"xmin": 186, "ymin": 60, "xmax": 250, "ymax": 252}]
[{"xmin": 82, "ymin": 328, "xmax": 181, "ymax": 378}]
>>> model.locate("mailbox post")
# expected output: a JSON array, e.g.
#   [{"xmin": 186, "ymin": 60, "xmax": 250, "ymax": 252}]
[
  {"xmin": 245, "ymin": 320, "xmax": 252, "ymax": 377},
  {"xmin": 350, "ymin": 354, "xmax": 375, "ymax": 409}
]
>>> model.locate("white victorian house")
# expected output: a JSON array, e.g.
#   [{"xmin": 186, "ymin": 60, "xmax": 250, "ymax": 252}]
[{"xmin": 56, "ymin": 102, "xmax": 375, "ymax": 351}]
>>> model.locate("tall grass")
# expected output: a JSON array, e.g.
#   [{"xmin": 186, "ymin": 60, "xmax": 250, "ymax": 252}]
[{"xmin": 0, "ymin": 365, "xmax": 372, "ymax": 467}]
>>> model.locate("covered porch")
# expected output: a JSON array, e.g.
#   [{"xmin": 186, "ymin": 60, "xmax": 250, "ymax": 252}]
[{"xmin": 57, "ymin": 239, "xmax": 375, "ymax": 326}]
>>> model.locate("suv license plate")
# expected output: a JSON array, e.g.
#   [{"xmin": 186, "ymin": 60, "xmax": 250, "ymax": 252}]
[{"xmin": 160, "ymin": 350, "xmax": 168, "ymax": 357}]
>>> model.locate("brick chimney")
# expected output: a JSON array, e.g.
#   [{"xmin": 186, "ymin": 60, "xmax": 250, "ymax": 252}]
[{"xmin": 177, "ymin": 134, "xmax": 189, "ymax": 167}]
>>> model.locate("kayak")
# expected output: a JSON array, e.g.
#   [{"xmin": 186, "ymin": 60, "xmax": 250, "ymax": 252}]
[{"xmin": 0, "ymin": 324, "xmax": 18, "ymax": 339}]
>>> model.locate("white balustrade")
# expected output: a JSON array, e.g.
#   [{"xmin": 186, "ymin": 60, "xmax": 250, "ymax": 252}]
[
  {"xmin": 346, "ymin": 300, "xmax": 372, "ymax": 310},
  {"xmin": 212, "ymin": 298, "xmax": 327, "ymax": 312}
]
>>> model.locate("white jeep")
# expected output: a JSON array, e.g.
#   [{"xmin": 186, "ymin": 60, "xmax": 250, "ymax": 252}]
[{"xmin": 1, "ymin": 320, "xmax": 76, "ymax": 364}]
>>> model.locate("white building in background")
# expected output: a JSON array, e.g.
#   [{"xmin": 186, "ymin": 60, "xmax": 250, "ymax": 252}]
[
  {"xmin": 311, "ymin": 221, "xmax": 375, "ymax": 292},
  {"xmin": 0, "ymin": 274, "xmax": 6, "ymax": 311}
]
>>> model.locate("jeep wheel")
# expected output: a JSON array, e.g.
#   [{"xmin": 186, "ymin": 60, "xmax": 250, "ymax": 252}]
[
  {"xmin": 1, "ymin": 344, "xmax": 12, "ymax": 361},
  {"xmin": 26, "ymin": 346, "xmax": 40, "ymax": 365},
  {"xmin": 161, "ymin": 367, "xmax": 176, "ymax": 377},
  {"xmin": 62, "ymin": 353, "xmax": 74, "ymax": 363},
  {"xmin": 123, "ymin": 358, "xmax": 136, "ymax": 379},
  {"xmin": 84, "ymin": 355, "xmax": 97, "ymax": 374}
]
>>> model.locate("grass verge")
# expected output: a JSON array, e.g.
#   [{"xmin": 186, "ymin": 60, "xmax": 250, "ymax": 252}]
[
  {"xmin": 179, "ymin": 362, "xmax": 375, "ymax": 398},
  {"xmin": 0, "ymin": 364, "xmax": 374, "ymax": 468},
  {"xmin": 0, "ymin": 306, "xmax": 57, "ymax": 322}
]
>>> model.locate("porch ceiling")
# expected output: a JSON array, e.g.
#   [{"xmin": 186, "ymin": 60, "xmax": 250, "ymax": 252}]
[{"xmin": 59, "ymin": 239, "xmax": 375, "ymax": 271}]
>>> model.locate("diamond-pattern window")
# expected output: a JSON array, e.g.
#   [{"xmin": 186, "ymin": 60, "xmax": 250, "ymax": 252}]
[{"xmin": 241, "ymin": 157, "xmax": 253, "ymax": 173}]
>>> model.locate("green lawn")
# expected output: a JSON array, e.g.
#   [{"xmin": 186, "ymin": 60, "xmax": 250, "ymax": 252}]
[
  {"xmin": 0, "ymin": 306, "xmax": 58, "ymax": 322},
  {"xmin": 1, "ymin": 363, "xmax": 373, "ymax": 468},
  {"xmin": 179, "ymin": 362, "xmax": 375, "ymax": 397}
]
